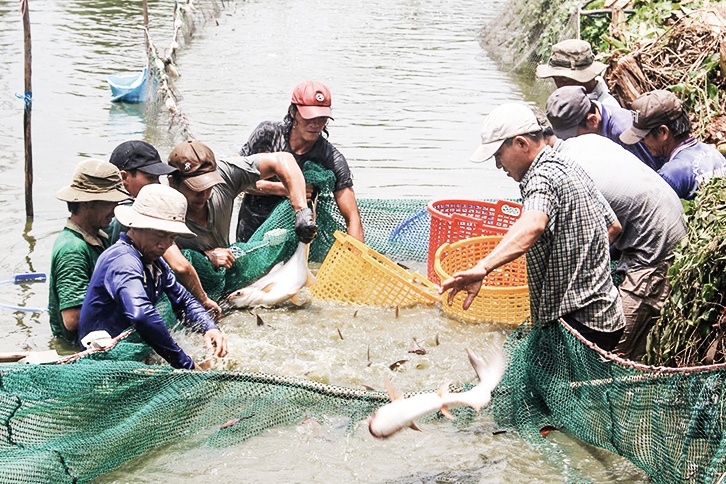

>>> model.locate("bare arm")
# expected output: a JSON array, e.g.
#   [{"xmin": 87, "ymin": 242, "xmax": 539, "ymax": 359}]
[
  {"xmin": 244, "ymin": 180, "xmax": 288, "ymax": 196},
  {"xmin": 163, "ymin": 245, "xmax": 222, "ymax": 321},
  {"xmin": 246, "ymin": 180, "xmax": 315, "ymax": 199},
  {"xmin": 334, "ymin": 187, "xmax": 364, "ymax": 242},
  {"xmin": 256, "ymin": 152, "xmax": 308, "ymax": 212},
  {"xmin": 61, "ymin": 307, "xmax": 81, "ymax": 332},
  {"xmin": 608, "ymin": 219, "xmax": 622, "ymax": 244},
  {"xmin": 439, "ymin": 210, "xmax": 548, "ymax": 309}
]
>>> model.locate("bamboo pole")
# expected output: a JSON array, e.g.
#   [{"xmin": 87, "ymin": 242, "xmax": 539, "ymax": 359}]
[{"xmin": 20, "ymin": 0, "xmax": 33, "ymax": 219}]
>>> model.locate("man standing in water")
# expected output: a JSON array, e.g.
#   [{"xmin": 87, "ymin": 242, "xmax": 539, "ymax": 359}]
[
  {"xmin": 235, "ymin": 80, "xmax": 364, "ymax": 243},
  {"xmin": 78, "ymin": 184, "xmax": 227, "ymax": 369},
  {"xmin": 167, "ymin": 140, "xmax": 317, "ymax": 269},
  {"xmin": 108, "ymin": 139, "xmax": 222, "ymax": 319},
  {"xmin": 49, "ymin": 159, "xmax": 130, "ymax": 345},
  {"xmin": 440, "ymin": 103, "xmax": 625, "ymax": 351}
]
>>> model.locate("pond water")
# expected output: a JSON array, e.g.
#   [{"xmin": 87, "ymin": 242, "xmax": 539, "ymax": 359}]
[{"xmin": 0, "ymin": 0, "xmax": 647, "ymax": 481}]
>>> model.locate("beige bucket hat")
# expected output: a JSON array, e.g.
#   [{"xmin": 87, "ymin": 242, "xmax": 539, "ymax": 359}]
[
  {"xmin": 536, "ymin": 39, "xmax": 608, "ymax": 83},
  {"xmin": 56, "ymin": 159, "xmax": 130, "ymax": 203},
  {"xmin": 114, "ymin": 184, "xmax": 195, "ymax": 237}
]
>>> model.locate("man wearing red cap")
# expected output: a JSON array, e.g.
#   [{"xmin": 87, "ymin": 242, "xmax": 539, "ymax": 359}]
[{"xmin": 235, "ymin": 80, "xmax": 363, "ymax": 243}]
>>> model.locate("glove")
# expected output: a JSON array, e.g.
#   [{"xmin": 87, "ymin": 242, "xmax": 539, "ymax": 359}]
[{"xmin": 294, "ymin": 207, "xmax": 318, "ymax": 244}]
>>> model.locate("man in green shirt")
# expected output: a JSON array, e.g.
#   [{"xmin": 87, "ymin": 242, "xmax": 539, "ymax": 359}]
[{"xmin": 48, "ymin": 159, "xmax": 130, "ymax": 344}]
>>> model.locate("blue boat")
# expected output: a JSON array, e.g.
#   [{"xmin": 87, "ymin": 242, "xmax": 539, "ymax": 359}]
[{"xmin": 108, "ymin": 67, "xmax": 148, "ymax": 103}]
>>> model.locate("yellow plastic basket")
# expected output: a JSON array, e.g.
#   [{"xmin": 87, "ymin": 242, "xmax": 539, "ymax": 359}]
[
  {"xmin": 434, "ymin": 235, "xmax": 530, "ymax": 325},
  {"xmin": 311, "ymin": 231, "xmax": 438, "ymax": 307}
]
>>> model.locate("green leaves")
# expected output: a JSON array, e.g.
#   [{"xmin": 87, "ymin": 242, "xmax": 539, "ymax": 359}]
[{"xmin": 644, "ymin": 178, "xmax": 726, "ymax": 367}]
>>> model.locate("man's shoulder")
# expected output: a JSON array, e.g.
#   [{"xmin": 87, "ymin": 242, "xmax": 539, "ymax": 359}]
[
  {"xmin": 97, "ymin": 240, "xmax": 140, "ymax": 267},
  {"xmin": 247, "ymin": 121, "xmax": 285, "ymax": 143},
  {"xmin": 52, "ymin": 228, "xmax": 91, "ymax": 255}
]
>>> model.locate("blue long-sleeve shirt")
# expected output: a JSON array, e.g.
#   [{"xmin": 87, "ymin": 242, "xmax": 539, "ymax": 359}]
[{"xmin": 78, "ymin": 233, "xmax": 219, "ymax": 369}]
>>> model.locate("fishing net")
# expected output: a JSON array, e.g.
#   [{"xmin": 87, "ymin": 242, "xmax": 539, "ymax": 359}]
[
  {"xmin": 4, "ymin": 310, "xmax": 726, "ymax": 482},
  {"xmin": 179, "ymin": 162, "xmax": 432, "ymax": 301},
  {"xmin": 490, "ymin": 320, "xmax": 726, "ymax": 483}
]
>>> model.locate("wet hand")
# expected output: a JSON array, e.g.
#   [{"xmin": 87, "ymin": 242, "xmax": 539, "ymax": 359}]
[
  {"xmin": 294, "ymin": 207, "xmax": 318, "ymax": 244},
  {"xmin": 204, "ymin": 248, "xmax": 236, "ymax": 269},
  {"xmin": 204, "ymin": 328, "xmax": 228, "ymax": 358},
  {"xmin": 439, "ymin": 268, "xmax": 487, "ymax": 310},
  {"xmin": 305, "ymin": 184, "xmax": 314, "ymax": 201},
  {"xmin": 202, "ymin": 297, "xmax": 222, "ymax": 322}
]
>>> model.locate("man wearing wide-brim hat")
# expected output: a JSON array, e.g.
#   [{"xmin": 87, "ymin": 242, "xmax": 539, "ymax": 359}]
[
  {"xmin": 78, "ymin": 184, "xmax": 227, "ymax": 369},
  {"xmin": 107, "ymin": 139, "xmax": 222, "ymax": 321},
  {"xmin": 536, "ymin": 39, "xmax": 621, "ymax": 109},
  {"xmin": 439, "ymin": 103, "xmax": 625, "ymax": 352},
  {"xmin": 49, "ymin": 159, "xmax": 131, "ymax": 345}
]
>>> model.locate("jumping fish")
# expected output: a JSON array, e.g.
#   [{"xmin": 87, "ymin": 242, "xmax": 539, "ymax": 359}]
[
  {"xmin": 368, "ymin": 348, "xmax": 505, "ymax": 439},
  {"xmin": 226, "ymin": 242, "xmax": 316, "ymax": 308}
]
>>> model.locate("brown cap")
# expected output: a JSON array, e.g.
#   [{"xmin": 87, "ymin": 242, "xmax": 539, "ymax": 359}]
[
  {"xmin": 167, "ymin": 140, "xmax": 225, "ymax": 192},
  {"xmin": 536, "ymin": 39, "xmax": 607, "ymax": 83},
  {"xmin": 619, "ymin": 90, "xmax": 683, "ymax": 145},
  {"xmin": 56, "ymin": 159, "xmax": 130, "ymax": 203}
]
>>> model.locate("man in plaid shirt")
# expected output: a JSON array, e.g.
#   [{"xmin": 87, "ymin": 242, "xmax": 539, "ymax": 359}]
[{"xmin": 440, "ymin": 103, "xmax": 625, "ymax": 350}]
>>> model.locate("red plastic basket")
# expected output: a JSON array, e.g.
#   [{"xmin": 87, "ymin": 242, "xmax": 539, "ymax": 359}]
[{"xmin": 426, "ymin": 199, "xmax": 522, "ymax": 283}]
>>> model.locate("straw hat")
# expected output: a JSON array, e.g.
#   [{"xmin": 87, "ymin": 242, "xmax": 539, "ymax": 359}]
[
  {"xmin": 114, "ymin": 184, "xmax": 195, "ymax": 237},
  {"xmin": 56, "ymin": 159, "xmax": 130, "ymax": 203}
]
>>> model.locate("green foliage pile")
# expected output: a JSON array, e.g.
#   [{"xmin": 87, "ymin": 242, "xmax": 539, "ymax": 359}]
[{"xmin": 644, "ymin": 177, "xmax": 726, "ymax": 367}]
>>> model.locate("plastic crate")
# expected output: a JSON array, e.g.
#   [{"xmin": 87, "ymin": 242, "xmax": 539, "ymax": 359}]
[
  {"xmin": 310, "ymin": 231, "xmax": 438, "ymax": 307},
  {"xmin": 434, "ymin": 235, "xmax": 529, "ymax": 325},
  {"xmin": 426, "ymin": 199, "xmax": 522, "ymax": 283}
]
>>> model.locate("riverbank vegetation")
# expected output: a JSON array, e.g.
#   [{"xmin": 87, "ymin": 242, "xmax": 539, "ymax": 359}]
[
  {"xmin": 643, "ymin": 178, "xmax": 726, "ymax": 367},
  {"xmin": 583, "ymin": 0, "xmax": 725, "ymax": 148}
]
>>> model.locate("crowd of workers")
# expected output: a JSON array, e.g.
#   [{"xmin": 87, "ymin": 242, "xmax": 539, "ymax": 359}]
[{"xmin": 48, "ymin": 41, "xmax": 725, "ymax": 368}]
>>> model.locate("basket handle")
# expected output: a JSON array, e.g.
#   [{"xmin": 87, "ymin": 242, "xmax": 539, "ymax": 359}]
[{"xmin": 432, "ymin": 242, "xmax": 451, "ymax": 284}]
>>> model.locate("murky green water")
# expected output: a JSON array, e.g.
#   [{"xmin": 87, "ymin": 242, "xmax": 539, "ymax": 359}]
[{"xmin": 0, "ymin": 0, "xmax": 648, "ymax": 481}]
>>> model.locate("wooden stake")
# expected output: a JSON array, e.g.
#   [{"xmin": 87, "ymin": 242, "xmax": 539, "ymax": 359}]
[
  {"xmin": 142, "ymin": 0, "xmax": 149, "ymax": 50},
  {"xmin": 21, "ymin": 0, "xmax": 33, "ymax": 219}
]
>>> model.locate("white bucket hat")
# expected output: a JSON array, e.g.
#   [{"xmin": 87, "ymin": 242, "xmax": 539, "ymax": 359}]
[{"xmin": 114, "ymin": 184, "xmax": 195, "ymax": 237}]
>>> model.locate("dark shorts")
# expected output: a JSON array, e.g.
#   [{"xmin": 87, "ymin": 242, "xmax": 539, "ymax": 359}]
[{"xmin": 561, "ymin": 314, "xmax": 624, "ymax": 352}]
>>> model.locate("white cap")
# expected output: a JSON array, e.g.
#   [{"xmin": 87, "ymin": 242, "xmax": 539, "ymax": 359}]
[{"xmin": 470, "ymin": 103, "xmax": 542, "ymax": 163}]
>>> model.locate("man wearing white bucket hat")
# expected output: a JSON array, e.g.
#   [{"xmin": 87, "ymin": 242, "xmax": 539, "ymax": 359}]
[
  {"xmin": 49, "ymin": 159, "xmax": 131, "ymax": 345},
  {"xmin": 440, "ymin": 103, "xmax": 625, "ymax": 351},
  {"xmin": 78, "ymin": 184, "xmax": 227, "ymax": 369}
]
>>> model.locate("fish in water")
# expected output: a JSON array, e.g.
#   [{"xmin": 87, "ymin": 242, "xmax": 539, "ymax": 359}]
[
  {"xmin": 368, "ymin": 348, "xmax": 506, "ymax": 439},
  {"xmin": 227, "ymin": 242, "xmax": 316, "ymax": 308}
]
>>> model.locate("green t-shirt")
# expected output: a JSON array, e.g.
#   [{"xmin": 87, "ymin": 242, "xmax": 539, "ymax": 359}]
[{"xmin": 48, "ymin": 223, "xmax": 106, "ymax": 344}]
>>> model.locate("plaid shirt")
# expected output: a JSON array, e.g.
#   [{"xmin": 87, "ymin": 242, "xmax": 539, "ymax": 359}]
[{"xmin": 520, "ymin": 146, "xmax": 624, "ymax": 332}]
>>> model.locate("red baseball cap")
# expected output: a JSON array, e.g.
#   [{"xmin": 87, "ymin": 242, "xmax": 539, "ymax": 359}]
[{"xmin": 291, "ymin": 80, "xmax": 334, "ymax": 120}]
